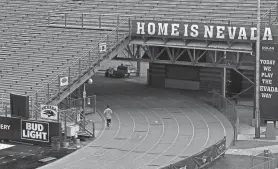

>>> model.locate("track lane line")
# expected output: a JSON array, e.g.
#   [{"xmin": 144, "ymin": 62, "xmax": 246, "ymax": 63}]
[
  {"xmin": 62, "ymin": 100, "xmax": 122, "ymax": 169},
  {"xmin": 136, "ymin": 107, "xmax": 180, "ymax": 169},
  {"xmin": 116, "ymin": 97, "xmax": 165, "ymax": 169},
  {"xmin": 159, "ymin": 91, "xmax": 226, "ymax": 168},
  {"xmin": 80, "ymin": 95, "xmax": 137, "ymax": 168},
  {"xmin": 97, "ymin": 95, "xmax": 152, "ymax": 169}
]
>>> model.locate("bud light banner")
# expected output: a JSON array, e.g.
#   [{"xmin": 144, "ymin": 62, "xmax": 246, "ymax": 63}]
[{"xmin": 21, "ymin": 120, "xmax": 49, "ymax": 142}]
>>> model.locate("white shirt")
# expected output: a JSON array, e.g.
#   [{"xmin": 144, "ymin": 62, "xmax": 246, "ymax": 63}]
[{"xmin": 104, "ymin": 108, "xmax": 112, "ymax": 119}]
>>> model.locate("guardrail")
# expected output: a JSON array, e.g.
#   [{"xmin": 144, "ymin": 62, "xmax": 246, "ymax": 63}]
[{"xmin": 212, "ymin": 90, "xmax": 239, "ymax": 146}]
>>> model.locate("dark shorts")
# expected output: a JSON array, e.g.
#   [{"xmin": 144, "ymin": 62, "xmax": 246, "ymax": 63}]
[{"xmin": 106, "ymin": 119, "xmax": 111, "ymax": 124}]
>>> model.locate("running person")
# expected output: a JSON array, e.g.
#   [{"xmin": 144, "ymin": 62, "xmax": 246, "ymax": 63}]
[{"xmin": 104, "ymin": 105, "xmax": 112, "ymax": 128}]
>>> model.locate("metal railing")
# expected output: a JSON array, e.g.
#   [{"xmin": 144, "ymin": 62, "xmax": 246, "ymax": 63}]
[
  {"xmin": 248, "ymin": 159, "xmax": 277, "ymax": 169},
  {"xmin": 48, "ymin": 13, "xmax": 130, "ymax": 30},
  {"xmin": 247, "ymin": 150, "xmax": 277, "ymax": 169},
  {"xmin": 261, "ymin": 2, "xmax": 278, "ymax": 25},
  {"xmin": 28, "ymin": 16, "xmax": 131, "ymax": 119},
  {"xmin": 211, "ymin": 90, "xmax": 239, "ymax": 146}
]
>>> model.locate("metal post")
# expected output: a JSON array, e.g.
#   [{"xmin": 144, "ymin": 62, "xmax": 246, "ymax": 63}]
[
  {"xmin": 68, "ymin": 67, "xmax": 71, "ymax": 90},
  {"xmin": 47, "ymin": 83, "xmax": 50, "ymax": 102},
  {"xmin": 5, "ymin": 105, "xmax": 7, "ymax": 117},
  {"xmin": 94, "ymin": 95, "xmax": 96, "ymax": 114},
  {"xmin": 99, "ymin": 15, "xmax": 101, "ymax": 28},
  {"xmin": 1, "ymin": 93, "xmax": 3, "ymax": 112},
  {"xmin": 93, "ymin": 122, "xmax": 95, "ymax": 137},
  {"xmin": 58, "ymin": 75, "xmax": 60, "ymax": 98},
  {"xmin": 57, "ymin": 110, "xmax": 60, "ymax": 123},
  {"xmin": 81, "ymin": 13, "xmax": 84, "ymax": 28},
  {"xmin": 30, "ymin": 97, "xmax": 33, "ymax": 118},
  {"xmin": 269, "ymin": 10, "xmax": 272, "ymax": 24},
  {"xmin": 116, "ymin": 15, "xmax": 119, "ymax": 43},
  {"xmin": 79, "ymin": 59, "xmax": 81, "ymax": 77},
  {"xmin": 277, "ymin": 4, "xmax": 278, "ymax": 21},
  {"xmin": 64, "ymin": 110, "xmax": 67, "ymax": 141},
  {"xmin": 35, "ymin": 92, "xmax": 38, "ymax": 120},
  {"xmin": 48, "ymin": 12, "xmax": 50, "ymax": 25},
  {"xmin": 88, "ymin": 50, "xmax": 91, "ymax": 73},
  {"xmin": 106, "ymin": 35, "xmax": 109, "ymax": 51},
  {"xmin": 128, "ymin": 17, "xmax": 131, "ymax": 40},
  {"xmin": 65, "ymin": 13, "xmax": 67, "ymax": 27},
  {"xmin": 83, "ymin": 83, "xmax": 86, "ymax": 131},
  {"xmin": 137, "ymin": 45, "xmax": 141, "ymax": 77},
  {"xmin": 223, "ymin": 51, "xmax": 227, "ymax": 98},
  {"xmin": 255, "ymin": 0, "xmax": 261, "ymax": 138}
]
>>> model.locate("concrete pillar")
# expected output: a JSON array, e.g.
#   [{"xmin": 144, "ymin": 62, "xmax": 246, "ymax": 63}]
[{"xmin": 265, "ymin": 121, "xmax": 275, "ymax": 140}]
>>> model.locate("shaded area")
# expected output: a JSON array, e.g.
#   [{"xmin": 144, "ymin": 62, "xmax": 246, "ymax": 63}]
[
  {"xmin": 0, "ymin": 142, "xmax": 75, "ymax": 169},
  {"xmin": 209, "ymin": 154, "xmax": 268, "ymax": 169}
]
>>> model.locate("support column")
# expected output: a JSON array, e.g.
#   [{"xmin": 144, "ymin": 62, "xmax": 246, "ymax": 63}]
[
  {"xmin": 255, "ymin": 0, "xmax": 261, "ymax": 138},
  {"xmin": 223, "ymin": 51, "xmax": 227, "ymax": 97},
  {"xmin": 136, "ymin": 45, "xmax": 141, "ymax": 77}
]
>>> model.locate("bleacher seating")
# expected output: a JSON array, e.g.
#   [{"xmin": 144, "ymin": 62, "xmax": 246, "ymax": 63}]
[{"xmin": 0, "ymin": 0, "xmax": 276, "ymax": 104}]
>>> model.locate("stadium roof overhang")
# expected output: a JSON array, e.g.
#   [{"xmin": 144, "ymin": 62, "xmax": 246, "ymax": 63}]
[{"xmin": 130, "ymin": 38, "xmax": 253, "ymax": 54}]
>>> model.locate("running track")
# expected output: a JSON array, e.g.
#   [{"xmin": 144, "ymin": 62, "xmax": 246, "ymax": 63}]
[{"xmin": 39, "ymin": 76, "xmax": 234, "ymax": 169}]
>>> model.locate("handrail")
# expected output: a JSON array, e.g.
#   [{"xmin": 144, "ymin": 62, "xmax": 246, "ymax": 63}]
[
  {"xmin": 0, "ymin": 0, "xmax": 70, "ymax": 49},
  {"xmin": 261, "ymin": 2, "xmax": 278, "ymax": 19},
  {"xmin": 30, "ymin": 17, "xmax": 131, "ymax": 103}
]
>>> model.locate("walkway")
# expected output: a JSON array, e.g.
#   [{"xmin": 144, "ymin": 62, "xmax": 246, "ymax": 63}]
[{"xmin": 39, "ymin": 76, "xmax": 234, "ymax": 169}]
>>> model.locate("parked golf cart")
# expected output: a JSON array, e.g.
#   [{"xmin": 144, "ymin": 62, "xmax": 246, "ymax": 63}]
[{"xmin": 105, "ymin": 64, "xmax": 132, "ymax": 78}]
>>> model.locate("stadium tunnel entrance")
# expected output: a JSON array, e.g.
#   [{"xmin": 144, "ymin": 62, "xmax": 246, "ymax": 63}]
[
  {"xmin": 57, "ymin": 40, "xmax": 255, "ymax": 121},
  {"xmin": 111, "ymin": 41, "xmax": 255, "ymax": 102}
]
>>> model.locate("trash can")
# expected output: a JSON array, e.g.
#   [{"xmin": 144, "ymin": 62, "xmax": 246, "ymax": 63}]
[
  {"xmin": 51, "ymin": 136, "xmax": 61, "ymax": 151},
  {"xmin": 75, "ymin": 139, "xmax": 81, "ymax": 148}
]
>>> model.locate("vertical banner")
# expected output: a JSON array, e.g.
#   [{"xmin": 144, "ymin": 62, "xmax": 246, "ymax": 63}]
[{"xmin": 260, "ymin": 43, "xmax": 278, "ymax": 120}]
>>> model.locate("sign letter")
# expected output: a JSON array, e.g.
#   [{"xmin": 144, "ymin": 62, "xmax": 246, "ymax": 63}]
[
  {"xmin": 262, "ymin": 28, "xmax": 273, "ymax": 41},
  {"xmin": 216, "ymin": 26, "xmax": 225, "ymax": 39},
  {"xmin": 136, "ymin": 22, "xmax": 145, "ymax": 35},
  {"xmin": 190, "ymin": 24, "xmax": 199, "ymax": 37},
  {"xmin": 204, "ymin": 25, "xmax": 214, "ymax": 38},
  {"xmin": 158, "ymin": 23, "xmax": 168, "ymax": 35},
  {"xmin": 148, "ymin": 22, "xmax": 156, "ymax": 35},
  {"xmin": 171, "ymin": 24, "xmax": 179, "ymax": 36}
]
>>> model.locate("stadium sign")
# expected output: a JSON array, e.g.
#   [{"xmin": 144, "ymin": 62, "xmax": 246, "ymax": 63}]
[
  {"xmin": 21, "ymin": 120, "xmax": 49, "ymax": 142},
  {"xmin": 132, "ymin": 21, "xmax": 273, "ymax": 41},
  {"xmin": 40, "ymin": 104, "xmax": 58, "ymax": 121},
  {"xmin": 260, "ymin": 43, "xmax": 278, "ymax": 120}
]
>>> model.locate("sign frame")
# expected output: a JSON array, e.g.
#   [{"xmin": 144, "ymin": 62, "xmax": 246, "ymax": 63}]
[
  {"xmin": 21, "ymin": 120, "xmax": 50, "ymax": 143},
  {"xmin": 40, "ymin": 104, "xmax": 58, "ymax": 121}
]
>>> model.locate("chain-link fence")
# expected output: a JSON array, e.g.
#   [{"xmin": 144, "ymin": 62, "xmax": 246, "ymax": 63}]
[
  {"xmin": 246, "ymin": 150, "xmax": 277, "ymax": 169},
  {"xmin": 211, "ymin": 90, "xmax": 277, "ymax": 169},
  {"xmin": 211, "ymin": 90, "xmax": 239, "ymax": 146}
]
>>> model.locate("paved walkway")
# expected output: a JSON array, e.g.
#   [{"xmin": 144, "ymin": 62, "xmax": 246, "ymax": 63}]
[{"xmin": 39, "ymin": 76, "xmax": 234, "ymax": 169}]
